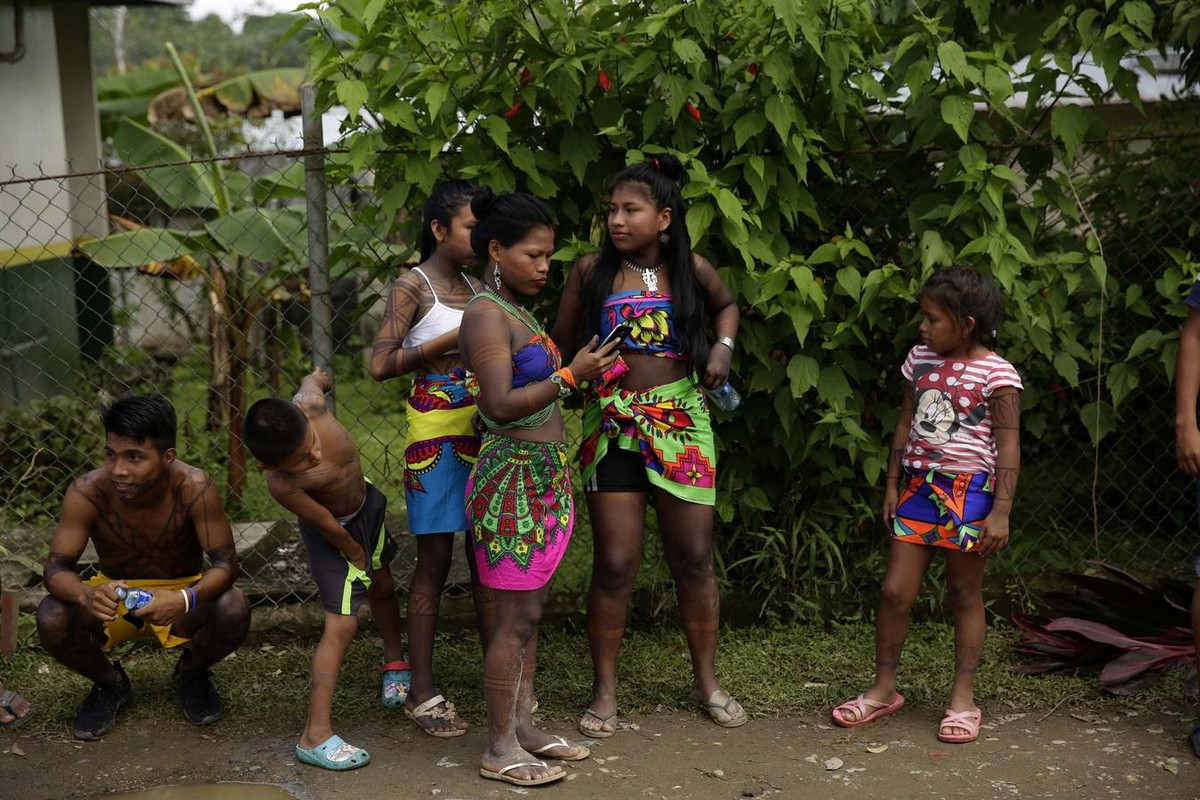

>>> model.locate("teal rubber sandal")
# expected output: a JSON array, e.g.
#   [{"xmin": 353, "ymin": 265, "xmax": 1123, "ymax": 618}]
[
  {"xmin": 381, "ymin": 659, "xmax": 411, "ymax": 708},
  {"xmin": 295, "ymin": 735, "xmax": 371, "ymax": 771}
]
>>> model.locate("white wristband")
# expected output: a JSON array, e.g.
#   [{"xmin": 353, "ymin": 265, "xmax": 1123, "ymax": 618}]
[{"xmin": 715, "ymin": 336, "xmax": 735, "ymax": 351}]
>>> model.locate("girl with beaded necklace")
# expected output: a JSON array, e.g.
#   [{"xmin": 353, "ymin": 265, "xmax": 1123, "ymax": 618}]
[
  {"xmin": 551, "ymin": 154, "xmax": 745, "ymax": 737},
  {"xmin": 459, "ymin": 190, "xmax": 618, "ymax": 787}
]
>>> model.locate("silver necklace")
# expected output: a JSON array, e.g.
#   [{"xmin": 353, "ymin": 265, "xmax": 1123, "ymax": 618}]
[{"xmin": 622, "ymin": 257, "xmax": 665, "ymax": 293}]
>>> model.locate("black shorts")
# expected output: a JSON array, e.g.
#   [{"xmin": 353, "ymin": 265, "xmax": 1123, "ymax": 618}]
[
  {"xmin": 1194, "ymin": 479, "xmax": 1200, "ymax": 577},
  {"xmin": 298, "ymin": 483, "xmax": 397, "ymax": 615},
  {"xmin": 584, "ymin": 445, "xmax": 652, "ymax": 494}
]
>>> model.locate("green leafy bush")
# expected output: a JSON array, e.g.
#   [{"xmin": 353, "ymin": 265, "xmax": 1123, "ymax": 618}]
[
  {"xmin": 0, "ymin": 395, "xmax": 102, "ymax": 527},
  {"xmin": 307, "ymin": 0, "xmax": 1200, "ymax": 616}
]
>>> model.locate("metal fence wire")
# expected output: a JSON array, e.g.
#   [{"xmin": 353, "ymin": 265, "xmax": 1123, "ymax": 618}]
[{"xmin": 2, "ymin": 119, "xmax": 1199, "ymax": 614}]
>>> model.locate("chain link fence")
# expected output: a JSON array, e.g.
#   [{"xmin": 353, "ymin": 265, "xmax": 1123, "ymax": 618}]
[{"xmin": 2, "ymin": 111, "xmax": 1199, "ymax": 615}]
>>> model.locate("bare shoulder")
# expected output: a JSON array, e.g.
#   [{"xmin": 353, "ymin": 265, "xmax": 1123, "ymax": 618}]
[
  {"xmin": 463, "ymin": 293, "xmax": 503, "ymax": 323},
  {"xmin": 264, "ymin": 467, "xmax": 297, "ymax": 497},
  {"xmin": 310, "ymin": 408, "xmax": 353, "ymax": 448},
  {"xmin": 172, "ymin": 461, "xmax": 216, "ymax": 500},
  {"xmin": 691, "ymin": 252, "xmax": 717, "ymax": 276},
  {"xmin": 67, "ymin": 468, "xmax": 108, "ymax": 506},
  {"xmin": 392, "ymin": 268, "xmax": 423, "ymax": 292},
  {"xmin": 573, "ymin": 252, "xmax": 602, "ymax": 278}
]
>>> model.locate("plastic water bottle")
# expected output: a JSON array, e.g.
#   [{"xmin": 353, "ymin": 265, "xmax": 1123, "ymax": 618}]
[
  {"xmin": 115, "ymin": 586, "xmax": 153, "ymax": 611},
  {"xmin": 705, "ymin": 382, "xmax": 742, "ymax": 411}
]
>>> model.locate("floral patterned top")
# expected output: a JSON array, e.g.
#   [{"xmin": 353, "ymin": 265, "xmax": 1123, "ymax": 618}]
[{"xmin": 598, "ymin": 290, "xmax": 687, "ymax": 361}]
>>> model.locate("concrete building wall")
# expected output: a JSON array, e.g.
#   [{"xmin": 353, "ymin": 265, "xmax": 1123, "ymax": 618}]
[
  {"xmin": 0, "ymin": 1, "xmax": 73, "ymax": 254},
  {"xmin": 0, "ymin": 3, "xmax": 108, "ymax": 409}
]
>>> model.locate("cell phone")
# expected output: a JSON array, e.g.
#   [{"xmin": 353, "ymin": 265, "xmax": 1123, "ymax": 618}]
[{"xmin": 596, "ymin": 321, "xmax": 634, "ymax": 351}]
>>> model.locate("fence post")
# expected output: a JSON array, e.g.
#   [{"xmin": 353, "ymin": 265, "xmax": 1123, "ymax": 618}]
[
  {"xmin": 0, "ymin": 589, "xmax": 17, "ymax": 658},
  {"xmin": 301, "ymin": 83, "xmax": 335, "ymax": 412}
]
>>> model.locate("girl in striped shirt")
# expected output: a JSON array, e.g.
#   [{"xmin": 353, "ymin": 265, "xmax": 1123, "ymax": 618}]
[{"xmin": 832, "ymin": 266, "xmax": 1022, "ymax": 745}]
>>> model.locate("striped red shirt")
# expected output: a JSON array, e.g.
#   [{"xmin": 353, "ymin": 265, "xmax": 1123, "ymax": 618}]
[{"xmin": 900, "ymin": 345, "xmax": 1023, "ymax": 476}]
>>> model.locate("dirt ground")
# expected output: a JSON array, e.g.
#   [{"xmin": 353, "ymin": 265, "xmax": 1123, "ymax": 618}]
[{"xmin": 1, "ymin": 704, "xmax": 1197, "ymax": 800}]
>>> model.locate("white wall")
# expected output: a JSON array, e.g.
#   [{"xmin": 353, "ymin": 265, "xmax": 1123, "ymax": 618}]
[{"xmin": 0, "ymin": 1, "xmax": 74, "ymax": 253}]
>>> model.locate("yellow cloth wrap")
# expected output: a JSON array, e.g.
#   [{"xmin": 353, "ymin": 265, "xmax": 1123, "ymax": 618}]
[
  {"xmin": 405, "ymin": 404, "xmax": 477, "ymax": 464},
  {"xmin": 86, "ymin": 572, "xmax": 202, "ymax": 650}
]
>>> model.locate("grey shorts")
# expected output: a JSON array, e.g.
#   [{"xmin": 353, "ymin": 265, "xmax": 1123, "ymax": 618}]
[{"xmin": 298, "ymin": 483, "xmax": 397, "ymax": 614}]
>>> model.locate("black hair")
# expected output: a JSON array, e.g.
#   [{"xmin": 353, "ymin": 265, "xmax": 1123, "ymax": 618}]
[
  {"xmin": 243, "ymin": 398, "xmax": 309, "ymax": 466},
  {"xmin": 920, "ymin": 265, "xmax": 1003, "ymax": 348},
  {"xmin": 101, "ymin": 395, "xmax": 177, "ymax": 454},
  {"xmin": 468, "ymin": 189, "xmax": 555, "ymax": 265},
  {"xmin": 420, "ymin": 179, "xmax": 484, "ymax": 261},
  {"xmin": 578, "ymin": 154, "xmax": 708, "ymax": 376}
]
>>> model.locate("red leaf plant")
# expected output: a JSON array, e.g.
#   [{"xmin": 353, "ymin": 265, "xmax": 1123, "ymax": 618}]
[{"xmin": 1011, "ymin": 561, "xmax": 1195, "ymax": 695}]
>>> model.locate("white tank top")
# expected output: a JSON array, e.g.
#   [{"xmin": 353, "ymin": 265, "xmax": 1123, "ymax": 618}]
[{"xmin": 401, "ymin": 267, "xmax": 480, "ymax": 350}]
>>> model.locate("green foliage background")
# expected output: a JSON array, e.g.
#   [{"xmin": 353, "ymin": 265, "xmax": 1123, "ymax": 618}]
[
  {"xmin": 305, "ymin": 0, "xmax": 1200, "ymax": 616},
  {"xmin": 91, "ymin": 9, "xmax": 310, "ymax": 76}
]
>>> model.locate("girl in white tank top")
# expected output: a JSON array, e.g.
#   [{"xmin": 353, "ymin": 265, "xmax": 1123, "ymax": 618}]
[
  {"xmin": 402, "ymin": 266, "xmax": 480, "ymax": 352},
  {"xmin": 368, "ymin": 181, "xmax": 487, "ymax": 739}
]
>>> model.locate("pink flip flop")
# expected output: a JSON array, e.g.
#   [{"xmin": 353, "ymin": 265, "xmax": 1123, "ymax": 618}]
[
  {"xmin": 937, "ymin": 707, "xmax": 981, "ymax": 743},
  {"xmin": 831, "ymin": 692, "xmax": 906, "ymax": 728}
]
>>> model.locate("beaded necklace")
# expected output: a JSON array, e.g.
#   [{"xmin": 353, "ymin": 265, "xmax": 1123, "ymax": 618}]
[
  {"xmin": 622, "ymin": 257, "xmax": 665, "ymax": 293},
  {"xmin": 469, "ymin": 290, "xmax": 558, "ymax": 432},
  {"xmin": 484, "ymin": 289, "xmax": 544, "ymax": 335}
]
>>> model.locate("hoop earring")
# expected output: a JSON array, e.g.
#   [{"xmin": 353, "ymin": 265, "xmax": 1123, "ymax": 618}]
[
  {"xmin": 659, "ymin": 230, "xmax": 670, "ymax": 244},
  {"xmin": 492, "ymin": 262, "xmax": 502, "ymax": 291}
]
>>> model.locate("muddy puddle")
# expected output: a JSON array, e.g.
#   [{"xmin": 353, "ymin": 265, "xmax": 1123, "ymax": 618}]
[{"xmin": 105, "ymin": 784, "xmax": 297, "ymax": 800}]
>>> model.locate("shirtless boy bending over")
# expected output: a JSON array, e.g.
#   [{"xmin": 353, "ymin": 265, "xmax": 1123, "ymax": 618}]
[{"xmin": 243, "ymin": 366, "xmax": 406, "ymax": 771}]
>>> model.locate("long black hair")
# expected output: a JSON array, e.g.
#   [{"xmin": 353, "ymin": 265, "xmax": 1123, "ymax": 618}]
[
  {"xmin": 468, "ymin": 188, "xmax": 555, "ymax": 266},
  {"xmin": 578, "ymin": 154, "xmax": 708, "ymax": 376},
  {"xmin": 420, "ymin": 179, "xmax": 484, "ymax": 261},
  {"xmin": 921, "ymin": 265, "xmax": 1003, "ymax": 349}
]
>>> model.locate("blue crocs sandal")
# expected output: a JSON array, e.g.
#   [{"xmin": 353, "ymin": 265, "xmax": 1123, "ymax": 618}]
[
  {"xmin": 295, "ymin": 735, "xmax": 371, "ymax": 771},
  {"xmin": 381, "ymin": 659, "xmax": 411, "ymax": 708}
]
